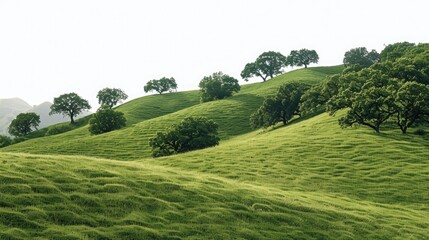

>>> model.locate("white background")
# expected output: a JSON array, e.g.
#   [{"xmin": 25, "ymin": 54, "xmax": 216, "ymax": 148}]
[{"xmin": 0, "ymin": 0, "xmax": 428, "ymax": 108}]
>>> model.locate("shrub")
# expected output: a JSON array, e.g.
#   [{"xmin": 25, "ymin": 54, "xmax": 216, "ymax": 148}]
[
  {"xmin": 414, "ymin": 129, "xmax": 426, "ymax": 136},
  {"xmin": 45, "ymin": 124, "xmax": 74, "ymax": 136},
  {"xmin": 149, "ymin": 116, "xmax": 219, "ymax": 157},
  {"xmin": 89, "ymin": 107, "xmax": 126, "ymax": 135},
  {"xmin": 0, "ymin": 135, "xmax": 12, "ymax": 148}
]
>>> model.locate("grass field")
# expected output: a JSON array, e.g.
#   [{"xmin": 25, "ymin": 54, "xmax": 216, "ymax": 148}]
[{"xmin": 1, "ymin": 65, "xmax": 428, "ymax": 239}]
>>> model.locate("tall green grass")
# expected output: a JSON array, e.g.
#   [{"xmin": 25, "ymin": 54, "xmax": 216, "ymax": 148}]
[{"xmin": 0, "ymin": 150, "xmax": 427, "ymax": 239}]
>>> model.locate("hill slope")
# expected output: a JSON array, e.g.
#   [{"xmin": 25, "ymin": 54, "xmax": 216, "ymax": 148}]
[
  {"xmin": 2, "ymin": 66, "xmax": 343, "ymax": 159},
  {"xmin": 0, "ymin": 112, "xmax": 427, "ymax": 239}
]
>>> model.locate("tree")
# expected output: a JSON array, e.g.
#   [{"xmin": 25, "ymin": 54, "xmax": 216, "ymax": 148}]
[
  {"xmin": 343, "ymin": 47, "xmax": 380, "ymax": 68},
  {"xmin": 149, "ymin": 116, "xmax": 219, "ymax": 157},
  {"xmin": 250, "ymin": 82, "xmax": 308, "ymax": 128},
  {"xmin": 199, "ymin": 72, "xmax": 240, "ymax": 102},
  {"xmin": 338, "ymin": 70, "xmax": 399, "ymax": 133},
  {"xmin": 241, "ymin": 51, "xmax": 288, "ymax": 82},
  {"xmin": 50, "ymin": 93, "xmax": 91, "ymax": 124},
  {"xmin": 144, "ymin": 77, "xmax": 178, "ymax": 94},
  {"xmin": 394, "ymin": 82, "xmax": 429, "ymax": 134},
  {"xmin": 288, "ymin": 49, "xmax": 319, "ymax": 68},
  {"xmin": 380, "ymin": 42, "xmax": 415, "ymax": 62},
  {"xmin": 8, "ymin": 112, "xmax": 40, "ymax": 137},
  {"xmin": 0, "ymin": 135, "xmax": 12, "ymax": 148},
  {"xmin": 88, "ymin": 106, "xmax": 126, "ymax": 135},
  {"xmin": 97, "ymin": 88, "xmax": 128, "ymax": 109},
  {"xmin": 300, "ymin": 74, "xmax": 342, "ymax": 115}
]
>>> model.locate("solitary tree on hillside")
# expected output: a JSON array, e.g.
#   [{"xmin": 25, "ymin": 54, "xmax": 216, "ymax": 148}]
[
  {"xmin": 343, "ymin": 47, "xmax": 380, "ymax": 68},
  {"xmin": 241, "ymin": 51, "xmax": 288, "ymax": 82},
  {"xmin": 50, "ymin": 93, "xmax": 91, "ymax": 124},
  {"xmin": 199, "ymin": 72, "xmax": 240, "ymax": 102},
  {"xmin": 144, "ymin": 77, "xmax": 178, "ymax": 94},
  {"xmin": 97, "ymin": 88, "xmax": 128, "ymax": 109},
  {"xmin": 8, "ymin": 112, "xmax": 40, "ymax": 137},
  {"xmin": 288, "ymin": 49, "xmax": 319, "ymax": 68}
]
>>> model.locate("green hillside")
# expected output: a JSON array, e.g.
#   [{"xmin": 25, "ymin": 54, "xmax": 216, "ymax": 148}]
[
  {"xmin": 0, "ymin": 112, "xmax": 427, "ymax": 239},
  {"xmin": 1, "ymin": 65, "xmax": 428, "ymax": 239},
  {"xmin": 2, "ymin": 66, "xmax": 343, "ymax": 160}
]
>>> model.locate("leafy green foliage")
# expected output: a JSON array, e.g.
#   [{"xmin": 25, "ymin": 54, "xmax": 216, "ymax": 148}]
[
  {"xmin": 89, "ymin": 107, "xmax": 126, "ymax": 135},
  {"xmin": 343, "ymin": 47, "xmax": 380, "ymax": 67},
  {"xmin": 45, "ymin": 124, "xmax": 74, "ymax": 136},
  {"xmin": 330, "ymin": 69, "xmax": 398, "ymax": 132},
  {"xmin": 380, "ymin": 41, "xmax": 415, "ymax": 61},
  {"xmin": 199, "ymin": 72, "xmax": 240, "ymax": 102},
  {"xmin": 0, "ymin": 135, "xmax": 12, "ymax": 148},
  {"xmin": 394, "ymin": 82, "xmax": 429, "ymax": 133},
  {"xmin": 50, "ymin": 93, "xmax": 91, "ymax": 124},
  {"xmin": 96, "ymin": 88, "xmax": 128, "ymax": 109},
  {"xmin": 144, "ymin": 77, "xmax": 178, "ymax": 94},
  {"xmin": 8, "ymin": 112, "xmax": 41, "ymax": 137},
  {"xmin": 241, "ymin": 51, "xmax": 287, "ymax": 82},
  {"xmin": 150, "ymin": 116, "xmax": 219, "ymax": 157},
  {"xmin": 250, "ymin": 82, "xmax": 308, "ymax": 128},
  {"xmin": 300, "ymin": 74, "xmax": 341, "ymax": 115},
  {"xmin": 288, "ymin": 49, "xmax": 319, "ymax": 68}
]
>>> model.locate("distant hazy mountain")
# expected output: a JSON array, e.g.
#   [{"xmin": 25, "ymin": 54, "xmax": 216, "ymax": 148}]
[{"xmin": 0, "ymin": 98, "xmax": 91, "ymax": 136}]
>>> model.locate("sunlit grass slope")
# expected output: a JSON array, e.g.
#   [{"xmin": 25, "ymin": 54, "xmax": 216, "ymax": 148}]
[
  {"xmin": 3, "ymin": 66, "xmax": 343, "ymax": 160},
  {"xmin": 0, "ymin": 150, "xmax": 427, "ymax": 239}
]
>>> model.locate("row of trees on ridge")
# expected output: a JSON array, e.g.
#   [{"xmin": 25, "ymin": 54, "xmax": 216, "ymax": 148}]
[{"xmin": 250, "ymin": 42, "xmax": 429, "ymax": 134}]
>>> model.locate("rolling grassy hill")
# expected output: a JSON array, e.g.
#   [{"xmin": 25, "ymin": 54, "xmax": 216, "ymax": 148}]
[
  {"xmin": 1, "ymin": 65, "xmax": 428, "ymax": 239},
  {"xmin": 0, "ymin": 113, "xmax": 427, "ymax": 239},
  {"xmin": 2, "ymin": 66, "xmax": 343, "ymax": 160}
]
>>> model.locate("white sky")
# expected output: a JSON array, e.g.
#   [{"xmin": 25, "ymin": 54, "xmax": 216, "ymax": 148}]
[{"xmin": 0, "ymin": 0, "xmax": 428, "ymax": 108}]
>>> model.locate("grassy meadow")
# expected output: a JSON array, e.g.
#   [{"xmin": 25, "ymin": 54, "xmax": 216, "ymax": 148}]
[{"xmin": 1, "ymin": 65, "xmax": 428, "ymax": 239}]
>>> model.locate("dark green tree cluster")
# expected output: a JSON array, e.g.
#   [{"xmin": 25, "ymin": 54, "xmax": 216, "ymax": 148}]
[
  {"xmin": 199, "ymin": 72, "xmax": 240, "ymax": 102},
  {"xmin": 343, "ymin": 47, "xmax": 380, "ymax": 68},
  {"xmin": 287, "ymin": 49, "xmax": 319, "ymax": 68},
  {"xmin": 144, "ymin": 77, "xmax": 178, "ymax": 94},
  {"xmin": 300, "ymin": 42, "xmax": 429, "ymax": 133},
  {"xmin": 241, "ymin": 49, "xmax": 319, "ymax": 82},
  {"xmin": 250, "ymin": 82, "xmax": 308, "ymax": 128},
  {"xmin": 89, "ymin": 106, "xmax": 127, "ymax": 135},
  {"xmin": 149, "ymin": 116, "xmax": 219, "ymax": 157},
  {"xmin": 8, "ymin": 112, "xmax": 41, "ymax": 137},
  {"xmin": 0, "ymin": 135, "xmax": 13, "ymax": 148}
]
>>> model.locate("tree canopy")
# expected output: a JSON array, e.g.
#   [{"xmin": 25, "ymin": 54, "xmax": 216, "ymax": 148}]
[
  {"xmin": 8, "ymin": 112, "xmax": 40, "ymax": 137},
  {"xmin": 380, "ymin": 42, "xmax": 415, "ymax": 62},
  {"xmin": 0, "ymin": 135, "xmax": 12, "ymax": 148},
  {"xmin": 97, "ymin": 88, "xmax": 128, "ymax": 109},
  {"xmin": 250, "ymin": 82, "xmax": 308, "ymax": 128},
  {"xmin": 199, "ymin": 72, "xmax": 240, "ymax": 102},
  {"xmin": 149, "ymin": 116, "xmax": 219, "ymax": 157},
  {"xmin": 50, "ymin": 93, "xmax": 91, "ymax": 124},
  {"xmin": 241, "ymin": 51, "xmax": 287, "ymax": 82},
  {"xmin": 288, "ymin": 49, "xmax": 319, "ymax": 68},
  {"xmin": 394, "ymin": 82, "xmax": 429, "ymax": 134},
  {"xmin": 343, "ymin": 47, "xmax": 380, "ymax": 68},
  {"xmin": 144, "ymin": 77, "xmax": 178, "ymax": 94},
  {"xmin": 89, "ymin": 106, "xmax": 127, "ymax": 135}
]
